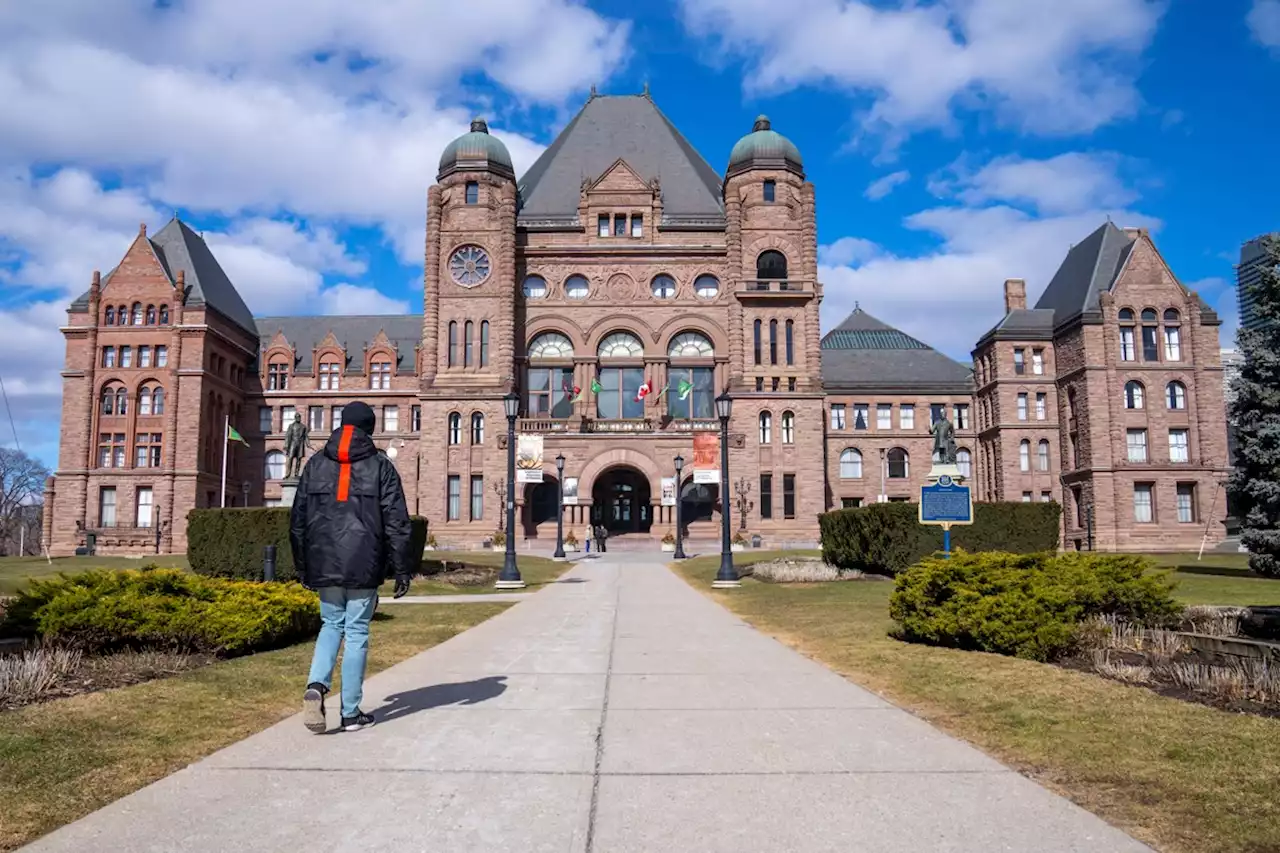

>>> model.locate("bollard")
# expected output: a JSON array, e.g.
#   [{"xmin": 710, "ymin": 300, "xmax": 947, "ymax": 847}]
[{"xmin": 263, "ymin": 544, "xmax": 277, "ymax": 582}]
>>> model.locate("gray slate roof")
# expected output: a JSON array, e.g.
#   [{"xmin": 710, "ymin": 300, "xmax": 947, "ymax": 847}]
[
  {"xmin": 71, "ymin": 218, "xmax": 257, "ymax": 336},
  {"xmin": 977, "ymin": 307, "xmax": 1057, "ymax": 342},
  {"xmin": 517, "ymin": 94, "xmax": 725, "ymax": 225},
  {"xmin": 820, "ymin": 308, "xmax": 973, "ymax": 392},
  {"xmin": 256, "ymin": 315, "xmax": 422, "ymax": 374}
]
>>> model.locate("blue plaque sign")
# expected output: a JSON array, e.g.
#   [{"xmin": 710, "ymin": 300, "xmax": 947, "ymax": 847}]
[{"xmin": 919, "ymin": 479, "xmax": 973, "ymax": 526}]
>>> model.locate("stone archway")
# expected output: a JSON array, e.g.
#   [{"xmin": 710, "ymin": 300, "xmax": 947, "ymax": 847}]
[
  {"xmin": 591, "ymin": 467, "xmax": 653, "ymax": 534},
  {"xmin": 576, "ymin": 447, "xmax": 664, "ymax": 500}
]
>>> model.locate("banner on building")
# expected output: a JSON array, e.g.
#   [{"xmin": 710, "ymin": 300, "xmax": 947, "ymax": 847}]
[
  {"xmin": 692, "ymin": 433, "xmax": 720, "ymax": 484},
  {"xmin": 563, "ymin": 477, "xmax": 579, "ymax": 505},
  {"xmin": 660, "ymin": 477, "xmax": 677, "ymax": 506},
  {"xmin": 515, "ymin": 434, "xmax": 544, "ymax": 483}
]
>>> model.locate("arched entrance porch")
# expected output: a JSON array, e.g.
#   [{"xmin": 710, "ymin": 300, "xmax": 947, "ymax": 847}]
[
  {"xmin": 522, "ymin": 477, "xmax": 559, "ymax": 538},
  {"xmin": 591, "ymin": 466, "xmax": 653, "ymax": 534}
]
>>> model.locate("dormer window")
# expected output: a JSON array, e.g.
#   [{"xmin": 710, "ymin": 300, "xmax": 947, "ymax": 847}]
[
  {"xmin": 465, "ymin": 181, "xmax": 478, "ymax": 205},
  {"xmin": 268, "ymin": 359, "xmax": 289, "ymax": 391},
  {"xmin": 763, "ymin": 180, "xmax": 776, "ymax": 202}
]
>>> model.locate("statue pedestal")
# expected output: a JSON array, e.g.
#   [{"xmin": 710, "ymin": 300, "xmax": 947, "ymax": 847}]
[
  {"xmin": 280, "ymin": 477, "xmax": 301, "ymax": 509},
  {"xmin": 927, "ymin": 463, "xmax": 965, "ymax": 485}
]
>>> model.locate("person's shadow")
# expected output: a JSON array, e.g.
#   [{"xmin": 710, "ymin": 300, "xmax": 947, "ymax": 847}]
[{"xmin": 375, "ymin": 676, "xmax": 509, "ymax": 725}]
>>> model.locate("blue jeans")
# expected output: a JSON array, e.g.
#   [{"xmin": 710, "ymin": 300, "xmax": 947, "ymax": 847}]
[{"xmin": 307, "ymin": 587, "xmax": 378, "ymax": 719}]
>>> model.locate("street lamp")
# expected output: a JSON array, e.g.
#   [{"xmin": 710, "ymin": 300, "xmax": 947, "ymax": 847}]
[
  {"xmin": 241, "ymin": 480, "xmax": 250, "ymax": 507},
  {"xmin": 553, "ymin": 453, "xmax": 567, "ymax": 560},
  {"xmin": 713, "ymin": 392, "xmax": 739, "ymax": 588},
  {"xmin": 673, "ymin": 455, "xmax": 688, "ymax": 560},
  {"xmin": 497, "ymin": 392, "xmax": 525, "ymax": 588},
  {"xmin": 734, "ymin": 477, "xmax": 752, "ymax": 531},
  {"xmin": 492, "ymin": 479, "xmax": 507, "ymax": 532}
]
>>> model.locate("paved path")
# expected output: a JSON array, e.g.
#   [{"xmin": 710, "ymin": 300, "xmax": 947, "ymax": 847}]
[
  {"xmin": 23, "ymin": 556, "xmax": 1152, "ymax": 853},
  {"xmin": 383, "ymin": 592, "xmax": 533, "ymax": 604}
]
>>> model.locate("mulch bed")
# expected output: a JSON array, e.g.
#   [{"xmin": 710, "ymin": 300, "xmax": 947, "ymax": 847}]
[
  {"xmin": 1058, "ymin": 652, "xmax": 1280, "ymax": 719},
  {"xmin": 1, "ymin": 651, "xmax": 213, "ymax": 712}
]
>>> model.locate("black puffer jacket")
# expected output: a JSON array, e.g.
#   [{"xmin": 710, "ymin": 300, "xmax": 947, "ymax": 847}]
[{"xmin": 289, "ymin": 424, "xmax": 412, "ymax": 589}]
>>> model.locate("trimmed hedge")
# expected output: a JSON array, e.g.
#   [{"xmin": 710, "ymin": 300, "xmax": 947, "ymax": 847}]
[
  {"xmin": 0, "ymin": 569, "xmax": 319, "ymax": 656},
  {"xmin": 889, "ymin": 551, "xmax": 1180, "ymax": 661},
  {"xmin": 820, "ymin": 501, "xmax": 1061, "ymax": 577},
  {"xmin": 188, "ymin": 508, "xmax": 428, "ymax": 581}
]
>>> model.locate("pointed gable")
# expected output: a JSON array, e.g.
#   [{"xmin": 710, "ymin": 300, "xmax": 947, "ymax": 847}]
[
  {"xmin": 590, "ymin": 159, "xmax": 651, "ymax": 193},
  {"xmin": 517, "ymin": 93, "xmax": 724, "ymax": 225},
  {"xmin": 821, "ymin": 308, "xmax": 973, "ymax": 392}
]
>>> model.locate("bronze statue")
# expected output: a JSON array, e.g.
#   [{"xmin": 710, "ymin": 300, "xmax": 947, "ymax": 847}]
[
  {"xmin": 931, "ymin": 416, "xmax": 958, "ymax": 466},
  {"xmin": 284, "ymin": 418, "xmax": 309, "ymax": 480}
]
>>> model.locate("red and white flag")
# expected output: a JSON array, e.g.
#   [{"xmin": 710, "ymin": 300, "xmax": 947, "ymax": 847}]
[{"xmin": 635, "ymin": 379, "xmax": 651, "ymax": 402}]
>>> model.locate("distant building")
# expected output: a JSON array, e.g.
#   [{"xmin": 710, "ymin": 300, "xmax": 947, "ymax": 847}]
[{"xmin": 1237, "ymin": 235, "xmax": 1277, "ymax": 334}]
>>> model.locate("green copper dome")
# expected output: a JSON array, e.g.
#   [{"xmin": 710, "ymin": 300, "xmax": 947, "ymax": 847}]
[
  {"xmin": 438, "ymin": 118, "xmax": 515, "ymax": 180},
  {"xmin": 726, "ymin": 116, "xmax": 803, "ymax": 177}
]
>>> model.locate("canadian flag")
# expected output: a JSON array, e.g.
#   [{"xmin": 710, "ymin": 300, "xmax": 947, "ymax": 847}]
[{"xmin": 635, "ymin": 379, "xmax": 652, "ymax": 402}]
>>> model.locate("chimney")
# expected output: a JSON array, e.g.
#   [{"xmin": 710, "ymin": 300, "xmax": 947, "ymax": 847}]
[
  {"xmin": 1004, "ymin": 278, "xmax": 1027, "ymax": 313},
  {"xmin": 139, "ymin": 222, "xmax": 147, "ymax": 237}
]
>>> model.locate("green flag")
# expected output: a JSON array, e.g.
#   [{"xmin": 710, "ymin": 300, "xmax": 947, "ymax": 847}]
[
  {"xmin": 677, "ymin": 378, "xmax": 694, "ymax": 401},
  {"xmin": 227, "ymin": 425, "xmax": 249, "ymax": 446},
  {"xmin": 590, "ymin": 377, "xmax": 603, "ymax": 395}
]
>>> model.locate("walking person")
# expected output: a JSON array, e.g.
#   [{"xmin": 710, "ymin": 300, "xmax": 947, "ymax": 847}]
[
  {"xmin": 595, "ymin": 523, "xmax": 609, "ymax": 554},
  {"xmin": 292, "ymin": 401, "xmax": 413, "ymax": 733}
]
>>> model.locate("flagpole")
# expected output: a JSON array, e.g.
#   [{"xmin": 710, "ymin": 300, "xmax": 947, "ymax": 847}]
[{"xmin": 220, "ymin": 414, "xmax": 229, "ymax": 508}]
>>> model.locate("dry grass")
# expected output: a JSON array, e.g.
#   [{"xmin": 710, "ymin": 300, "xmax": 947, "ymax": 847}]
[
  {"xmin": 0, "ymin": 648, "xmax": 83, "ymax": 704},
  {"xmin": 674, "ymin": 555, "xmax": 1280, "ymax": 853},
  {"xmin": 0, "ymin": 603, "xmax": 508, "ymax": 852},
  {"xmin": 750, "ymin": 558, "xmax": 850, "ymax": 583}
]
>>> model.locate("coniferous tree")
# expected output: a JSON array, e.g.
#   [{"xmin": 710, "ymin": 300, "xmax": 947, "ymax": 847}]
[{"xmin": 1228, "ymin": 234, "xmax": 1280, "ymax": 576}]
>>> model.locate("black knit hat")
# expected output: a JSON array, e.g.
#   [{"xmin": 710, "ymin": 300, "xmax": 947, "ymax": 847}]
[{"xmin": 342, "ymin": 401, "xmax": 376, "ymax": 435}]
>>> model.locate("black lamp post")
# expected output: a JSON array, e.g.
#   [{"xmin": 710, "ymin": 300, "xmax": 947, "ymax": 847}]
[
  {"xmin": 553, "ymin": 453, "xmax": 567, "ymax": 560},
  {"xmin": 497, "ymin": 392, "xmax": 525, "ymax": 588},
  {"xmin": 673, "ymin": 454, "xmax": 688, "ymax": 560},
  {"xmin": 712, "ymin": 392, "xmax": 739, "ymax": 588},
  {"xmin": 241, "ymin": 480, "xmax": 250, "ymax": 507}
]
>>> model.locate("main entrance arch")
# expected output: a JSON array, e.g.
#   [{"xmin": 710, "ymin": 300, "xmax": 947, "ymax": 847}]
[{"xmin": 591, "ymin": 467, "xmax": 652, "ymax": 534}]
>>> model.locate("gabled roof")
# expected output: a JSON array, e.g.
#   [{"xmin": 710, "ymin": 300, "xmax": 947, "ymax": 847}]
[
  {"xmin": 821, "ymin": 308, "xmax": 973, "ymax": 392},
  {"xmin": 70, "ymin": 218, "xmax": 257, "ymax": 336},
  {"xmin": 976, "ymin": 307, "xmax": 1057, "ymax": 345},
  {"xmin": 1033, "ymin": 221, "xmax": 1135, "ymax": 324},
  {"xmin": 516, "ymin": 94, "xmax": 725, "ymax": 226},
  {"xmin": 255, "ymin": 315, "xmax": 422, "ymax": 374}
]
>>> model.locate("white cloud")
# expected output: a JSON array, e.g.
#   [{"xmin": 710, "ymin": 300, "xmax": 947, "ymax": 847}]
[
  {"xmin": 679, "ymin": 0, "xmax": 1163, "ymax": 138},
  {"xmin": 1249, "ymin": 0, "xmax": 1280, "ymax": 51},
  {"xmin": 929, "ymin": 152, "xmax": 1138, "ymax": 215},
  {"xmin": 316, "ymin": 283, "xmax": 411, "ymax": 316},
  {"xmin": 819, "ymin": 237, "xmax": 881, "ymax": 267},
  {"xmin": 864, "ymin": 170, "xmax": 909, "ymax": 200}
]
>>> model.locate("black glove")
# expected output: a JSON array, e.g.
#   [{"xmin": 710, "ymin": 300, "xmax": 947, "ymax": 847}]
[{"xmin": 393, "ymin": 576, "xmax": 411, "ymax": 599}]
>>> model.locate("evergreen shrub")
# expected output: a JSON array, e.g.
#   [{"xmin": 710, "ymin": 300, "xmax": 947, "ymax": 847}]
[
  {"xmin": 187, "ymin": 508, "xmax": 428, "ymax": 581},
  {"xmin": 0, "ymin": 569, "xmax": 319, "ymax": 656},
  {"xmin": 820, "ymin": 501, "xmax": 1061, "ymax": 576},
  {"xmin": 889, "ymin": 551, "xmax": 1180, "ymax": 661}
]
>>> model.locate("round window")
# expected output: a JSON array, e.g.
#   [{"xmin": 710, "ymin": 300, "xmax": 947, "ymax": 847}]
[
  {"xmin": 694, "ymin": 274, "xmax": 719, "ymax": 299},
  {"xmin": 651, "ymin": 275, "xmax": 676, "ymax": 299},
  {"xmin": 523, "ymin": 276, "xmax": 548, "ymax": 299},
  {"xmin": 565, "ymin": 275, "xmax": 590, "ymax": 300},
  {"xmin": 448, "ymin": 245, "xmax": 490, "ymax": 287}
]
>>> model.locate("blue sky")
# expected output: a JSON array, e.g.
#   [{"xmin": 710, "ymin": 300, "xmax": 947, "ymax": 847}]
[{"xmin": 1, "ymin": 0, "xmax": 1277, "ymax": 469}]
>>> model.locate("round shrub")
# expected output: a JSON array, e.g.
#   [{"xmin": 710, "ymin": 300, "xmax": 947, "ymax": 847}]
[
  {"xmin": 0, "ymin": 569, "xmax": 319, "ymax": 657},
  {"xmin": 888, "ymin": 551, "xmax": 1179, "ymax": 661}
]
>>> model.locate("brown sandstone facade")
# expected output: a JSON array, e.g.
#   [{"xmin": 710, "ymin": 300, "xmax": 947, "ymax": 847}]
[{"xmin": 47, "ymin": 93, "xmax": 1229, "ymax": 555}]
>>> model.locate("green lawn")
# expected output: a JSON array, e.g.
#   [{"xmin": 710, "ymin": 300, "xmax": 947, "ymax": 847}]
[
  {"xmin": 379, "ymin": 551, "xmax": 572, "ymax": 596},
  {"xmin": 0, "ymin": 555, "xmax": 191, "ymax": 596},
  {"xmin": 1141, "ymin": 552, "xmax": 1280, "ymax": 607},
  {"xmin": 674, "ymin": 552, "xmax": 1280, "ymax": 853},
  {"xmin": 0, "ymin": 602, "xmax": 508, "ymax": 852}
]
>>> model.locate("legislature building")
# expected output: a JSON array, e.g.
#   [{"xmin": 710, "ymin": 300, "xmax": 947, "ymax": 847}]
[{"xmin": 46, "ymin": 92, "xmax": 1230, "ymax": 556}]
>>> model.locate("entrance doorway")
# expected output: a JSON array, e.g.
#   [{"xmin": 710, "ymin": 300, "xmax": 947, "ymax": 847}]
[
  {"xmin": 523, "ymin": 479, "xmax": 559, "ymax": 537},
  {"xmin": 591, "ymin": 467, "xmax": 652, "ymax": 534},
  {"xmin": 680, "ymin": 479, "xmax": 719, "ymax": 526}
]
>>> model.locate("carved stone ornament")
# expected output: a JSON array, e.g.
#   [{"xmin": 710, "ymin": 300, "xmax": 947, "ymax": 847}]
[{"xmin": 606, "ymin": 273, "xmax": 635, "ymax": 301}]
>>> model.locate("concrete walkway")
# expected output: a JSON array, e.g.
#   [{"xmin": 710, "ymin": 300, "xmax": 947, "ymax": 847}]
[{"xmin": 23, "ymin": 556, "xmax": 1152, "ymax": 853}]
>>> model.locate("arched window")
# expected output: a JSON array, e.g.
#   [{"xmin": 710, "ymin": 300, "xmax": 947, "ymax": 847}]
[
  {"xmin": 694, "ymin": 274, "xmax": 720, "ymax": 299},
  {"xmin": 564, "ymin": 274, "xmax": 590, "ymax": 300},
  {"xmin": 1163, "ymin": 309, "xmax": 1182, "ymax": 360},
  {"xmin": 448, "ymin": 321, "xmax": 458, "ymax": 367},
  {"xmin": 769, "ymin": 319, "xmax": 778, "ymax": 365},
  {"xmin": 480, "ymin": 321, "xmax": 490, "ymax": 367},
  {"xmin": 1124, "ymin": 380, "xmax": 1145, "ymax": 409},
  {"xmin": 470, "ymin": 412, "xmax": 485, "ymax": 445},
  {"xmin": 1038, "ymin": 439, "xmax": 1051, "ymax": 471},
  {"xmin": 1141, "ymin": 308, "xmax": 1158, "ymax": 323},
  {"xmin": 957, "ymin": 448, "xmax": 971, "ymax": 478},
  {"xmin": 131, "ymin": 302, "xmax": 143, "ymax": 325},
  {"xmin": 146, "ymin": 305, "xmax": 157, "ymax": 325},
  {"xmin": 522, "ymin": 275, "xmax": 548, "ymax": 299},
  {"xmin": 757, "ymin": 250, "xmax": 787, "ymax": 280},
  {"xmin": 153, "ymin": 387, "xmax": 165, "ymax": 415},
  {"xmin": 1019, "ymin": 440, "xmax": 1031, "ymax": 471},
  {"xmin": 139, "ymin": 386, "xmax": 153, "ymax": 416},
  {"xmin": 529, "ymin": 331, "xmax": 574, "ymax": 359},
  {"xmin": 840, "ymin": 448, "xmax": 862, "ymax": 479},
  {"xmin": 785, "ymin": 320, "xmax": 794, "ymax": 365},
  {"xmin": 1118, "ymin": 308, "xmax": 1135, "ymax": 323},
  {"xmin": 651, "ymin": 274, "xmax": 676, "ymax": 299},
  {"xmin": 887, "ymin": 448, "xmax": 908, "ymax": 479},
  {"xmin": 447, "ymin": 412, "xmax": 462, "ymax": 445},
  {"xmin": 668, "ymin": 332, "xmax": 714, "ymax": 357},
  {"xmin": 267, "ymin": 358, "xmax": 289, "ymax": 390},
  {"xmin": 117, "ymin": 305, "xmax": 127, "ymax": 325},
  {"xmin": 781, "ymin": 410, "xmax": 794, "ymax": 444},
  {"xmin": 1167, "ymin": 381, "xmax": 1187, "ymax": 410},
  {"xmin": 101, "ymin": 384, "xmax": 125, "ymax": 415},
  {"xmin": 753, "ymin": 319, "xmax": 762, "ymax": 365},
  {"xmin": 598, "ymin": 331, "xmax": 644, "ymax": 358},
  {"xmin": 159, "ymin": 304, "xmax": 169, "ymax": 325},
  {"xmin": 104, "ymin": 306, "xmax": 115, "ymax": 325},
  {"xmin": 319, "ymin": 359, "xmax": 341, "ymax": 390},
  {"xmin": 759, "ymin": 411, "xmax": 772, "ymax": 444},
  {"xmin": 264, "ymin": 451, "xmax": 285, "ymax": 481},
  {"xmin": 527, "ymin": 332, "xmax": 574, "ymax": 419},
  {"xmin": 1140, "ymin": 308, "xmax": 1159, "ymax": 361},
  {"xmin": 464, "ymin": 320, "xmax": 474, "ymax": 367}
]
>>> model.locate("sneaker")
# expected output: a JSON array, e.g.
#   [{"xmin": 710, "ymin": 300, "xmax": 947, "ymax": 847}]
[
  {"xmin": 303, "ymin": 683, "xmax": 328, "ymax": 733},
  {"xmin": 341, "ymin": 710, "xmax": 375, "ymax": 732}
]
